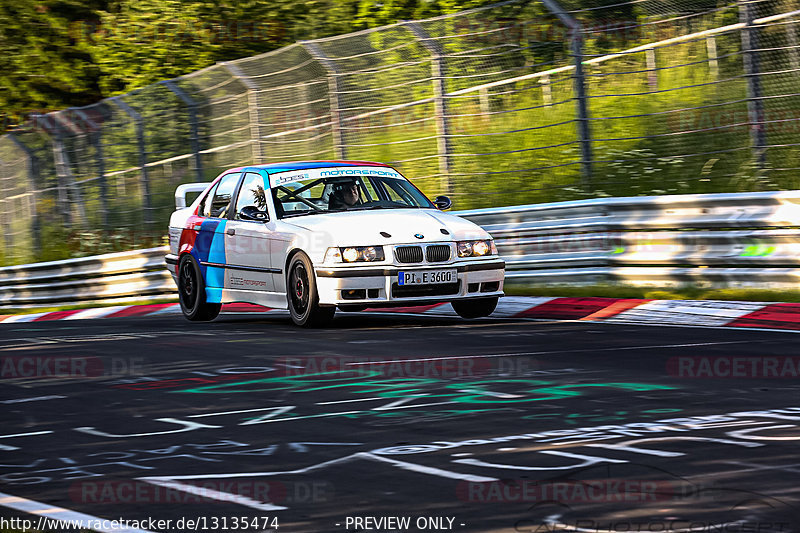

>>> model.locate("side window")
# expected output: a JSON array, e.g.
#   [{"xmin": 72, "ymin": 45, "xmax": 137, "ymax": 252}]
[
  {"xmin": 234, "ymin": 172, "xmax": 269, "ymax": 220},
  {"xmin": 203, "ymin": 173, "xmax": 240, "ymax": 218}
]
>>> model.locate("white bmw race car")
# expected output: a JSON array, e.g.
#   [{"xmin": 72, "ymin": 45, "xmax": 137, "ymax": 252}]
[{"xmin": 166, "ymin": 161, "xmax": 505, "ymax": 326}]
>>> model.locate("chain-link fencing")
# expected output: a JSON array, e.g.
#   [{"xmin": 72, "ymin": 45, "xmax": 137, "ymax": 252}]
[{"xmin": 0, "ymin": 0, "xmax": 798, "ymax": 265}]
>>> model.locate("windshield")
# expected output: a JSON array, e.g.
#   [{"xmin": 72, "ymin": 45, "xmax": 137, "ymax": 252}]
[{"xmin": 269, "ymin": 166, "xmax": 434, "ymax": 219}]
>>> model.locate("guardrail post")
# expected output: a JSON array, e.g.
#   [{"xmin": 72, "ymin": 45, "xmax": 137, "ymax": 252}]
[
  {"xmin": 72, "ymin": 108, "xmax": 109, "ymax": 229},
  {"xmin": 302, "ymin": 42, "xmax": 347, "ymax": 161},
  {"xmin": 222, "ymin": 62, "xmax": 265, "ymax": 164},
  {"xmin": 739, "ymin": 0, "xmax": 768, "ymax": 170},
  {"xmin": 541, "ymin": 0, "xmax": 593, "ymax": 189},
  {"xmin": 406, "ymin": 23, "xmax": 454, "ymax": 196},
  {"xmin": 7, "ymin": 134, "xmax": 42, "ymax": 256},
  {"xmin": 162, "ymin": 80, "xmax": 205, "ymax": 182},
  {"xmin": 110, "ymin": 97, "xmax": 153, "ymax": 226}
]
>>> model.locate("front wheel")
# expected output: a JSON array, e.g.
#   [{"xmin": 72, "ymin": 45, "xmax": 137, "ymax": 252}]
[
  {"xmin": 178, "ymin": 255, "xmax": 221, "ymax": 321},
  {"xmin": 287, "ymin": 252, "xmax": 335, "ymax": 327},
  {"xmin": 452, "ymin": 296, "xmax": 498, "ymax": 319}
]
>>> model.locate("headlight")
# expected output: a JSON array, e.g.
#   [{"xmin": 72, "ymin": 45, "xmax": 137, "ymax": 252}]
[
  {"xmin": 457, "ymin": 239, "xmax": 494, "ymax": 258},
  {"xmin": 326, "ymin": 246, "xmax": 385, "ymax": 263}
]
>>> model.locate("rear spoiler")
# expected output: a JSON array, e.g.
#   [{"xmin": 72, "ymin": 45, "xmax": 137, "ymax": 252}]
[{"xmin": 175, "ymin": 183, "xmax": 210, "ymax": 209}]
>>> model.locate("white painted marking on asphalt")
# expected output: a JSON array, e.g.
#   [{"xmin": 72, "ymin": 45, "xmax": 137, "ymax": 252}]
[
  {"xmin": 140, "ymin": 453, "xmax": 368, "ymax": 480},
  {"xmin": 727, "ymin": 424, "xmax": 800, "ymax": 441},
  {"xmin": 0, "ymin": 490, "xmax": 154, "ymax": 532},
  {"xmin": 187, "ymin": 406, "xmax": 294, "ymax": 418},
  {"xmin": 359, "ymin": 452, "xmax": 497, "ymax": 482},
  {"xmin": 724, "ymin": 461, "xmax": 800, "ymax": 474},
  {"xmin": 0, "ymin": 395, "xmax": 66, "ymax": 404},
  {"xmin": 143, "ymin": 479, "xmax": 287, "ymax": 511},
  {"xmin": 316, "ymin": 397, "xmax": 384, "ymax": 405},
  {"xmin": 345, "ymin": 340, "xmax": 752, "ymax": 365},
  {"xmin": 0, "ymin": 431, "xmax": 53, "ymax": 439},
  {"xmin": 457, "ymin": 389, "xmax": 522, "ymax": 399},
  {"xmin": 454, "ymin": 451, "xmax": 627, "ymax": 471}
]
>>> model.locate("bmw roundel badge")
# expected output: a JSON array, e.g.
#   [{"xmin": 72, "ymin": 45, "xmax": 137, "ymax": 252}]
[{"xmin": 414, "ymin": 234, "xmax": 424, "ymax": 239}]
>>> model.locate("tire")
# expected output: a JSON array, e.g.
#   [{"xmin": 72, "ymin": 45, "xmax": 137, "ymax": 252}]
[
  {"xmin": 178, "ymin": 255, "xmax": 221, "ymax": 322},
  {"xmin": 452, "ymin": 296, "xmax": 498, "ymax": 319},
  {"xmin": 287, "ymin": 252, "xmax": 335, "ymax": 327}
]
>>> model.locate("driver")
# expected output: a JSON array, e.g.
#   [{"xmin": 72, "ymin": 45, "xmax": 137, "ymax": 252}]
[{"xmin": 329, "ymin": 180, "xmax": 361, "ymax": 210}]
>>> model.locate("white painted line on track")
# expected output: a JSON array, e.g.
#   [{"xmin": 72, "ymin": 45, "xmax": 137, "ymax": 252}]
[
  {"xmin": 358, "ymin": 452, "xmax": 498, "ymax": 481},
  {"xmin": 140, "ymin": 453, "xmax": 368, "ymax": 481},
  {"xmin": 140, "ymin": 452, "xmax": 497, "ymax": 486},
  {"xmin": 143, "ymin": 479, "xmax": 287, "ymax": 511},
  {"xmin": 0, "ymin": 490, "xmax": 155, "ymax": 532},
  {"xmin": 345, "ymin": 340, "xmax": 753, "ymax": 365},
  {"xmin": 0, "ymin": 430, "xmax": 53, "ymax": 439}
]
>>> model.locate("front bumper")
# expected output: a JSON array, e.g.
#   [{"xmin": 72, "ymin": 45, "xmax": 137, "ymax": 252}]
[{"xmin": 314, "ymin": 259, "xmax": 505, "ymax": 307}]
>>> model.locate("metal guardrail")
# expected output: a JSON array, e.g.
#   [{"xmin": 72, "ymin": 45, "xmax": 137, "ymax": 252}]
[
  {"xmin": 460, "ymin": 190, "xmax": 800, "ymax": 288},
  {"xmin": 1, "ymin": 190, "xmax": 799, "ymax": 308},
  {"xmin": 0, "ymin": 247, "xmax": 173, "ymax": 308}
]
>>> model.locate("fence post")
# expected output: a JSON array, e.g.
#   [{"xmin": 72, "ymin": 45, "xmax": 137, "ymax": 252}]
[
  {"xmin": 7, "ymin": 134, "xmax": 42, "ymax": 256},
  {"xmin": 302, "ymin": 42, "xmax": 347, "ymax": 160},
  {"xmin": 785, "ymin": 16, "xmax": 800, "ymax": 73},
  {"xmin": 222, "ymin": 62, "xmax": 264, "ymax": 164},
  {"xmin": 646, "ymin": 48, "xmax": 658, "ymax": 88},
  {"xmin": 541, "ymin": 0, "xmax": 593, "ymax": 189},
  {"xmin": 739, "ymin": 0, "xmax": 768, "ymax": 170},
  {"xmin": 35, "ymin": 114, "xmax": 85, "ymax": 226},
  {"xmin": 110, "ymin": 97, "xmax": 153, "ymax": 226},
  {"xmin": 706, "ymin": 37, "xmax": 720, "ymax": 79},
  {"xmin": 0, "ymin": 156, "xmax": 12, "ymax": 260},
  {"xmin": 406, "ymin": 22, "xmax": 454, "ymax": 196},
  {"xmin": 162, "ymin": 80, "xmax": 205, "ymax": 182},
  {"xmin": 72, "ymin": 108, "xmax": 109, "ymax": 229}
]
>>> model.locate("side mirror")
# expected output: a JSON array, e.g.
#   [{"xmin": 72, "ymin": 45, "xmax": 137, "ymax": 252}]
[
  {"xmin": 433, "ymin": 196, "xmax": 452, "ymax": 210},
  {"xmin": 239, "ymin": 205, "xmax": 269, "ymax": 222}
]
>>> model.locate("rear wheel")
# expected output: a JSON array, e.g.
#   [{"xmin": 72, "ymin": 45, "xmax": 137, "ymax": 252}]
[
  {"xmin": 452, "ymin": 296, "xmax": 498, "ymax": 319},
  {"xmin": 287, "ymin": 252, "xmax": 335, "ymax": 327},
  {"xmin": 178, "ymin": 255, "xmax": 221, "ymax": 321}
]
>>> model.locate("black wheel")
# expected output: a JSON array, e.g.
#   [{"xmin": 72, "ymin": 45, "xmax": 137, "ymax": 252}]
[
  {"xmin": 287, "ymin": 252, "xmax": 335, "ymax": 327},
  {"xmin": 452, "ymin": 296, "xmax": 498, "ymax": 319},
  {"xmin": 178, "ymin": 255, "xmax": 221, "ymax": 321}
]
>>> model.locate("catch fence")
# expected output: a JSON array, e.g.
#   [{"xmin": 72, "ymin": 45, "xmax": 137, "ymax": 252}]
[{"xmin": 1, "ymin": 0, "xmax": 798, "ymax": 265}]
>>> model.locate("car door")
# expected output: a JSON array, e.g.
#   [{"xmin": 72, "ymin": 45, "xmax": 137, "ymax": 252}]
[
  {"xmin": 194, "ymin": 172, "xmax": 241, "ymax": 301},
  {"xmin": 225, "ymin": 171, "xmax": 276, "ymax": 294}
]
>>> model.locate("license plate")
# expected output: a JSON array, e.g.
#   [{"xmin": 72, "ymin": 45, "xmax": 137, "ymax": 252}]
[{"xmin": 397, "ymin": 269, "xmax": 457, "ymax": 286}]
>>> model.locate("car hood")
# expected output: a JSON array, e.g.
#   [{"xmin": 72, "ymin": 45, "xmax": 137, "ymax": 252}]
[{"xmin": 281, "ymin": 209, "xmax": 491, "ymax": 246}]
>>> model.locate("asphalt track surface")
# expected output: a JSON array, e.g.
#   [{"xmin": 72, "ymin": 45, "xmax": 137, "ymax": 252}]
[{"xmin": 1, "ymin": 311, "xmax": 799, "ymax": 533}]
